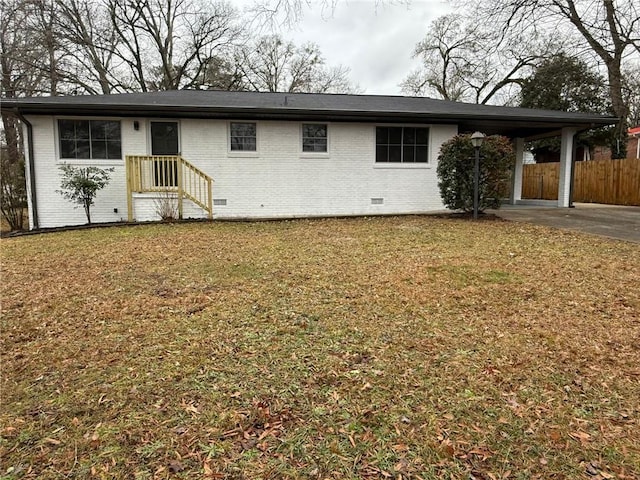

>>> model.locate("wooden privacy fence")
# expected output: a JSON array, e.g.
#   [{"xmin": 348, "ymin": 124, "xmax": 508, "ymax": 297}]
[
  {"xmin": 522, "ymin": 158, "xmax": 640, "ymax": 206},
  {"xmin": 522, "ymin": 162, "xmax": 560, "ymax": 200},
  {"xmin": 125, "ymin": 155, "xmax": 214, "ymax": 221}
]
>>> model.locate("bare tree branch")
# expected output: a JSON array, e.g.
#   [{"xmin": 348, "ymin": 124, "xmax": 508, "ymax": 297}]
[
  {"xmin": 234, "ymin": 34, "xmax": 358, "ymax": 93},
  {"xmin": 466, "ymin": 0, "xmax": 637, "ymax": 156},
  {"xmin": 400, "ymin": 14, "xmax": 554, "ymax": 104}
]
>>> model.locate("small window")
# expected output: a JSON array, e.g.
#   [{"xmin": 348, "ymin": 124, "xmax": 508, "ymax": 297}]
[
  {"xmin": 58, "ymin": 119, "xmax": 121, "ymax": 160},
  {"xmin": 375, "ymin": 126, "xmax": 429, "ymax": 163},
  {"xmin": 302, "ymin": 124, "xmax": 327, "ymax": 152},
  {"xmin": 230, "ymin": 122, "xmax": 257, "ymax": 151}
]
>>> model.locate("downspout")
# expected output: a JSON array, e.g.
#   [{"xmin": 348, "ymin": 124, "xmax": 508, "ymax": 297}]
[{"xmin": 13, "ymin": 109, "xmax": 39, "ymax": 229}]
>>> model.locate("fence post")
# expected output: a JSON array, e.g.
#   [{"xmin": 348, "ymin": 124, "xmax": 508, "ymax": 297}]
[
  {"xmin": 126, "ymin": 156, "xmax": 134, "ymax": 222},
  {"xmin": 207, "ymin": 177, "xmax": 213, "ymax": 219},
  {"xmin": 177, "ymin": 156, "xmax": 183, "ymax": 220}
]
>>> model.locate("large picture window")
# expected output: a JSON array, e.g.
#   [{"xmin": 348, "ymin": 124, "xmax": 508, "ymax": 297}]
[
  {"xmin": 230, "ymin": 122, "xmax": 257, "ymax": 151},
  {"xmin": 376, "ymin": 126, "xmax": 429, "ymax": 163},
  {"xmin": 302, "ymin": 124, "xmax": 328, "ymax": 152},
  {"xmin": 58, "ymin": 119, "xmax": 121, "ymax": 160}
]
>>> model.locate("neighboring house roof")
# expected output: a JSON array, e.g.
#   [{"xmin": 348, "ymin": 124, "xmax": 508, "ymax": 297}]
[
  {"xmin": 0, "ymin": 90, "xmax": 617, "ymax": 140},
  {"xmin": 629, "ymin": 126, "xmax": 640, "ymax": 136}
]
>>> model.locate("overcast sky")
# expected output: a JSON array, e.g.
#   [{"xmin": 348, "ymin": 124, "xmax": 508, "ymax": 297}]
[{"xmin": 242, "ymin": 1, "xmax": 453, "ymax": 95}]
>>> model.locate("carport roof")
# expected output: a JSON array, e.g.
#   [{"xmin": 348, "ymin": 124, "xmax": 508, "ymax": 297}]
[{"xmin": 1, "ymin": 90, "xmax": 617, "ymax": 140}]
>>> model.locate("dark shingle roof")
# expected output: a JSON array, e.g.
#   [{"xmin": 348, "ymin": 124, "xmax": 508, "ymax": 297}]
[{"xmin": 1, "ymin": 90, "xmax": 617, "ymax": 139}]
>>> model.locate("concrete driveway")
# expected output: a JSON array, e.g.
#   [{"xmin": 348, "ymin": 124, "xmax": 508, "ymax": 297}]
[{"xmin": 491, "ymin": 203, "xmax": 640, "ymax": 243}]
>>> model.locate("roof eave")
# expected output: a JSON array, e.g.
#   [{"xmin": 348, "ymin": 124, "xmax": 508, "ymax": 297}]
[{"xmin": 1, "ymin": 101, "xmax": 617, "ymax": 140}]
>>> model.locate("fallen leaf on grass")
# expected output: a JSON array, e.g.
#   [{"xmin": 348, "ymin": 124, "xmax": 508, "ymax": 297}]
[
  {"xmin": 203, "ymin": 461, "xmax": 224, "ymax": 478},
  {"xmin": 168, "ymin": 459, "xmax": 183, "ymax": 473},
  {"xmin": 392, "ymin": 443, "xmax": 409, "ymax": 452},
  {"xmin": 221, "ymin": 428, "xmax": 240, "ymax": 438},
  {"xmin": 439, "ymin": 439, "xmax": 455, "ymax": 458},
  {"xmin": 181, "ymin": 399, "xmax": 201, "ymax": 416},
  {"xmin": 549, "ymin": 430, "xmax": 562, "ymax": 442},
  {"xmin": 570, "ymin": 431, "xmax": 592, "ymax": 445},
  {"xmin": 468, "ymin": 447, "xmax": 493, "ymax": 460}
]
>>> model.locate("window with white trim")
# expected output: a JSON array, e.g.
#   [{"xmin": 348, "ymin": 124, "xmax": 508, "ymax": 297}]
[
  {"xmin": 375, "ymin": 126, "xmax": 429, "ymax": 163},
  {"xmin": 58, "ymin": 119, "xmax": 121, "ymax": 160},
  {"xmin": 230, "ymin": 122, "xmax": 257, "ymax": 151},
  {"xmin": 302, "ymin": 124, "xmax": 328, "ymax": 152}
]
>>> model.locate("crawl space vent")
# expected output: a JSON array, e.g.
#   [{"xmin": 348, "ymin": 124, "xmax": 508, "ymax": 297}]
[
  {"xmin": 213, "ymin": 199, "xmax": 227, "ymax": 206},
  {"xmin": 371, "ymin": 198, "xmax": 384, "ymax": 205}
]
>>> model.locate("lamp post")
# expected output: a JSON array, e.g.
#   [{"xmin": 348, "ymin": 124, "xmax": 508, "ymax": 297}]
[{"xmin": 470, "ymin": 131, "xmax": 486, "ymax": 220}]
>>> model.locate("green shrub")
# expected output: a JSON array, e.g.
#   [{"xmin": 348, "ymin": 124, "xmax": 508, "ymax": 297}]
[
  {"xmin": 436, "ymin": 134, "xmax": 514, "ymax": 212},
  {"xmin": 57, "ymin": 164, "xmax": 114, "ymax": 224}
]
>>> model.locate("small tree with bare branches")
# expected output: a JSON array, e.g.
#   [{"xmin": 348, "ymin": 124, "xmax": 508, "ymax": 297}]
[{"xmin": 56, "ymin": 164, "xmax": 114, "ymax": 224}]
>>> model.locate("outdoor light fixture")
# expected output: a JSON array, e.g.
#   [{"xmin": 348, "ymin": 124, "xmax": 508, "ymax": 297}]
[
  {"xmin": 133, "ymin": 121, "xmax": 140, "ymax": 131},
  {"xmin": 471, "ymin": 131, "xmax": 485, "ymax": 148},
  {"xmin": 471, "ymin": 131, "xmax": 486, "ymax": 220}
]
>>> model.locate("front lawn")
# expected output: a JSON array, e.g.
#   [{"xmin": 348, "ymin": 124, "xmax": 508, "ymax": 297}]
[{"xmin": 1, "ymin": 217, "xmax": 639, "ymax": 479}]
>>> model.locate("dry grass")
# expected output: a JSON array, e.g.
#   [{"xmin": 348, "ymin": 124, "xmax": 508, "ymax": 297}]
[{"xmin": 1, "ymin": 216, "xmax": 639, "ymax": 479}]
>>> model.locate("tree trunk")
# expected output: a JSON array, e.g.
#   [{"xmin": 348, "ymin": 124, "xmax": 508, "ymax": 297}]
[
  {"xmin": 84, "ymin": 201, "xmax": 91, "ymax": 224},
  {"xmin": 606, "ymin": 61, "xmax": 629, "ymax": 158},
  {"xmin": 1, "ymin": 113, "xmax": 21, "ymax": 165}
]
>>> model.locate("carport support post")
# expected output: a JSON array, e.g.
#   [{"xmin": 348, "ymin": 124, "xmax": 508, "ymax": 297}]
[
  {"xmin": 558, "ymin": 127, "xmax": 577, "ymax": 208},
  {"xmin": 511, "ymin": 137, "xmax": 525, "ymax": 204}
]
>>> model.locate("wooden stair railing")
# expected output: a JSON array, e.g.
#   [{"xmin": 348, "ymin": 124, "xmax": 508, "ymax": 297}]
[{"xmin": 126, "ymin": 155, "xmax": 213, "ymax": 221}]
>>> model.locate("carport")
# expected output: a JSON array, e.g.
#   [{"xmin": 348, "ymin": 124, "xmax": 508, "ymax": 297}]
[{"xmin": 450, "ymin": 111, "xmax": 617, "ymax": 208}]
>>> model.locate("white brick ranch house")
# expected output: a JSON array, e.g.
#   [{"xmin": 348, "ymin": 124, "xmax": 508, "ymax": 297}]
[{"xmin": 0, "ymin": 91, "xmax": 616, "ymax": 229}]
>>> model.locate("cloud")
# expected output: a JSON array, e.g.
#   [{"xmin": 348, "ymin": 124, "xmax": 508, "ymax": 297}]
[{"xmin": 287, "ymin": 0, "xmax": 451, "ymax": 94}]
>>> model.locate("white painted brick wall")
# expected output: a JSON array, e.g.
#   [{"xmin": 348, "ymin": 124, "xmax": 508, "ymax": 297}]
[
  {"xmin": 26, "ymin": 115, "xmax": 457, "ymax": 228},
  {"xmin": 132, "ymin": 193, "xmax": 208, "ymax": 222},
  {"xmin": 27, "ymin": 116, "xmax": 147, "ymax": 228}
]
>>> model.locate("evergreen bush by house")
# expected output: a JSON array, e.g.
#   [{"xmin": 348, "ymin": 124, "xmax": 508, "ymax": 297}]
[{"xmin": 437, "ymin": 134, "xmax": 514, "ymax": 213}]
